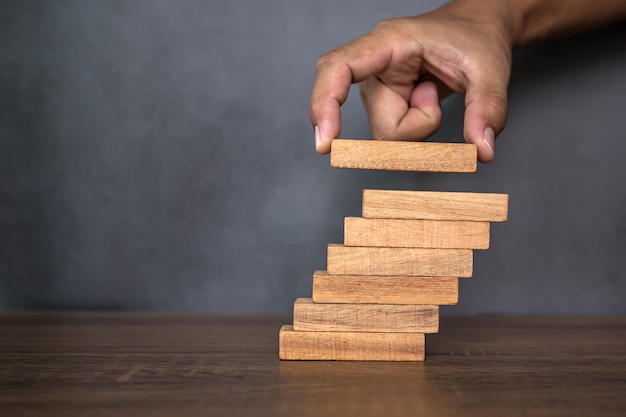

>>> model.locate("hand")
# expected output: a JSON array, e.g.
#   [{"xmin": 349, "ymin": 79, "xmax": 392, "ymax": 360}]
[{"xmin": 309, "ymin": 0, "xmax": 515, "ymax": 163}]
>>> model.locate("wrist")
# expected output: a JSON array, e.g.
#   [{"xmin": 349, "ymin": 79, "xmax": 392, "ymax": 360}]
[
  {"xmin": 507, "ymin": 0, "xmax": 563, "ymax": 48},
  {"xmin": 496, "ymin": 0, "xmax": 626, "ymax": 47},
  {"xmin": 442, "ymin": 0, "xmax": 520, "ymax": 48}
]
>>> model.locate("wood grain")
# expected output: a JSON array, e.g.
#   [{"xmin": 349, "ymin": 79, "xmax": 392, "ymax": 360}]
[
  {"xmin": 327, "ymin": 244, "xmax": 473, "ymax": 277},
  {"xmin": 312, "ymin": 271, "xmax": 459, "ymax": 305},
  {"xmin": 279, "ymin": 325, "xmax": 425, "ymax": 361},
  {"xmin": 330, "ymin": 139, "xmax": 477, "ymax": 173},
  {"xmin": 344, "ymin": 217, "xmax": 490, "ymax": 249},
  {"xmin": 292, "ymin": 298, "xmax": 439, "ymax": 333},
  {"xmin": 363, "ymin": 189, "xmax": 509, "ymax": 222},
  {"xmin": 2, "ymin": 313, "xmax": 626, "ymax": 416}
]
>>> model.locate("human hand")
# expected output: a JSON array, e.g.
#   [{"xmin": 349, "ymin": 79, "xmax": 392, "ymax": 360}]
[{"xmin": 309, "ymin": 0, "xmax": 515, "ymax": 163}]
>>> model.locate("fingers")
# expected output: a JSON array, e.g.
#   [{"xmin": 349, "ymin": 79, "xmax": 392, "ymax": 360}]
[
  {"xmin": 463, "ymin": 74, "xmax": 509, "ymax": 163},
  {"xmin": 361, "ymin": 79, "xmax": 441, "ymax": 141},
  {"xmin": 309, "ymin": 34, "xmax": 396, "ymax": 154},
  {"xmin": 310, "ymin": 63, "xmax": 347, "ymax": 154},
  {"xmin": 310, "ymin": 13, "xmax": 511, "ymax": 164}
]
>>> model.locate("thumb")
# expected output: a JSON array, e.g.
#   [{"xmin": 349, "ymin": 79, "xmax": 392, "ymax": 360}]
[{"xmin": 463, "ymin": 77, "xmax": 508, "ymax": 163}]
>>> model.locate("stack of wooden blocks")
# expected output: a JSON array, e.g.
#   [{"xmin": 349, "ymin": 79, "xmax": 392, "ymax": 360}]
[{"xmin": 279, "ymin": 139, "xmax": 509, "ymax": 361}]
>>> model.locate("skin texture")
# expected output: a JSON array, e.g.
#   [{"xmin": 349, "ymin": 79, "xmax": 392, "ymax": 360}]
[{"xmin": 309, "ymin": 0, "xmax": 626, "ymax": 163}]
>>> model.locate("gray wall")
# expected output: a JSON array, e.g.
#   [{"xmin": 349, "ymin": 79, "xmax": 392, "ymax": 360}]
[{"xmin": 1, "ymin": 0, "xmax": 625, "ymax": 314}]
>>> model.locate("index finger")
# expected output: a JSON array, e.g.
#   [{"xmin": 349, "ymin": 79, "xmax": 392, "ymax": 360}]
[{"xmin": 309, "ymin": 34, "xmax": 395, "ymax": 154}]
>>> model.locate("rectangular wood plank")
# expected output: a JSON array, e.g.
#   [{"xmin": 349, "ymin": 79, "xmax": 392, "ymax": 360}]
[
  {"xmin": 363, "ymin": 189, "xmax": 509, "ymax": 222},
  {"xmin": 330, "ymin": 139, "xmax": 477, "ymax": 173},
  {"xmin": 327, "ymin": 244, "xmax": 473, "ymax": 277},
  {"xmin": 292, "ymin": 298, "xmax": 439, "ymax": 333},
  {"xmin": 279, "ymin": 325, "xmax": 425, "ymax": 361},
  {"xmin": 312, "ymin": 271, "xmax": 459, "ymax": 304},
  {"xmin": 344, "ymin": 217, "xmax": 490, "ymax": 249}
]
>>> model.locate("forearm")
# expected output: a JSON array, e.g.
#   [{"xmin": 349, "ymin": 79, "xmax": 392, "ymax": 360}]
[
  {"xmin": 512, "ymin": 0, "xmax": 626, "ymax": 46},
  {"xmin": 446, "ymin": 0, "xmax": 626, "ymax": 48}
]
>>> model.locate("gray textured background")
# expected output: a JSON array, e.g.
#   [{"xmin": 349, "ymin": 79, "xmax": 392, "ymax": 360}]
[{"xmin": 1, "ymin": 0, "xmax": 625, "ymax": 314}]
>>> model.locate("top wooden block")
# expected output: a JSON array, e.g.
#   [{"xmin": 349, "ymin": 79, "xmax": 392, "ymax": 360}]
[
  {"xmin": 330, "ymin": 139, "xmax": 477, "ymax": 173},
  {"xmin": 363, "ymin": 190, "xmax": 509, "ymax": 222}
]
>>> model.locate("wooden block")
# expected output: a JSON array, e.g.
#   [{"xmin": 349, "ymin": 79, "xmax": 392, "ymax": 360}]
[
  {"xmin": 363, "ymin": 189, "xmax": 509, "ymax": 222},
  {"xmin": 312, "ymin": 271, "xmax": 459, "ymax": 304},
  {"xmin": 292, "ymin": 298, "xmax": 439, "ymax": 333},
  {"xmin": 327, "ymin": 244, "xmax": 473, "ymax": 277},
  {"xmin": 344, "ymin": 217, "xmax": 490, "ymax": 249},
  {"xmin": 279, "ymin": 325, "xmax": 425, "ymax": 361},
  {"xmin": 330, "ymin": 139, "xmax": 477, "ymax": 173}
]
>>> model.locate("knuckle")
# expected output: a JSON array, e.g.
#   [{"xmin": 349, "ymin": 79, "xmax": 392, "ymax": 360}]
[
  {"xmin": 375, "ymin": 17, "xmax": 404, "ymax": 29},
  {"xmin": 375, "ymin": 18, "xmax": 396, "ymax": 28},
  {"xmin": 374, "ymin": 17, "xmax": 413, "ymax": 37},
  {"xmin": 416, "ymin": 113, "xmax": 443, "ymax": 138},
  {"xmin": 308, "ymin": 101, "xmax": 325, "ymax": 118},
  {"xmin": 427, "ymin": 114, "xmax": 442, "ymax": 132},
  {"xmin": 316, "ymin": 50, "xmax": 341, "ymax": 71},
  {"xmin": 483, "ymin": 95, "xmax": 508, "ymax": 123},
  {"xmin": 486, "ymin": 95, "xmax": 508, "ymax": 113},
  {"xmin": 477, "ymin": 94, "xmax": 508, "ymax": 131}
]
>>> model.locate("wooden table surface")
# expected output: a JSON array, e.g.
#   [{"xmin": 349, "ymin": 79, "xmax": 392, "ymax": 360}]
[{"xmin": 1, "ymin": 313, "xmax": 625, "ymax": 417}]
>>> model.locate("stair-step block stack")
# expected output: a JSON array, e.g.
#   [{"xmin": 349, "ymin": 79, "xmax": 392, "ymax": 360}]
[{"xmin": 280, "ymin": 140, "xmax": 509, "ymax": 361}]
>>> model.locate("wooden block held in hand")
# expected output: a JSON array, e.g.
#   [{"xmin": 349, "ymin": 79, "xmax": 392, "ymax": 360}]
[
  {"xmin": 279, "ymin": 325, "xmax": 425, "ymax": 361},
  {"xmin": 362, "ymin": 189, "xmax": 509, "ymax": 222},
  {"xmin": 293, "ymin": 298, "xmax": 439, "ymax": 333},
  {"xmin": 344, "ymin": 217, "xmax": 490, "ymax": 249},
  {"xmin": 330, "ymin": 139, "xmax": 477, "ymax": 173},
  {"xmin": 327, "ymin": 244, "xmax": 473, "ymax": 277},
  {"xmin": 312, "ymin": 271, "xmax": 459, "ymax": 305}
]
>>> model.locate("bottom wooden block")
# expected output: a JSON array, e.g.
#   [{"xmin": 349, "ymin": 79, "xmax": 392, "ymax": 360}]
[{"xmin": 279, "ymin": 325, "xmax": 425, "ymax": 361}]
